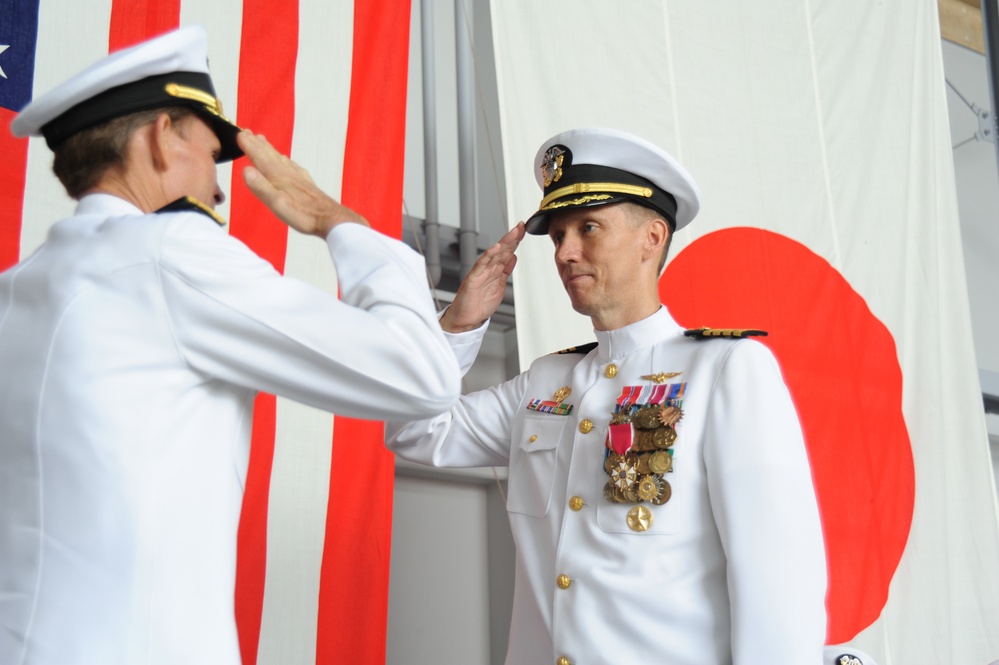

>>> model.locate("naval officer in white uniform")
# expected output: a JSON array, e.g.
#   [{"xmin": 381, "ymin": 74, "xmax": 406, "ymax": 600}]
[
  {"xmin": 0, "ymin": 26, "xmax": 460, "ymax": 665},
  {"xmin": 387, "ymin": 128, "xmax": 827, "ymax": 664}
]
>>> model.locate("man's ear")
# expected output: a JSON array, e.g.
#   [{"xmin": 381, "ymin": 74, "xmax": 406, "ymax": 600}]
[
  {"xmin": 643, "ymin": 217, "xmax": 670, "ymax": 261},
  {"xmin": 146, "ymin": 112, "xmax": 176, "ymax": 172}
]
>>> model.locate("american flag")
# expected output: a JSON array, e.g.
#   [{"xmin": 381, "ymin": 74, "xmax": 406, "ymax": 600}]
[{"xmin": 0, "ymin": 0, "xmax": 410, "ymax": 662}]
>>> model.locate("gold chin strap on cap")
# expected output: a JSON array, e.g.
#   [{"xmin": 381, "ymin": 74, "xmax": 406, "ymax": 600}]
[
  {"xmin": 539, "ymin": 182, "xmax": 654, "ymax": 210},
  {"xmin": 164, "ymin": 83, "xmax": 230, "ymax": 121}
]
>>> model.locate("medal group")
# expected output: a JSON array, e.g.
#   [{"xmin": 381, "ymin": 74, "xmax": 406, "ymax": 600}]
[{"xmin": 603, "ymin": 381, "xmax": 685, "ymax": 506}]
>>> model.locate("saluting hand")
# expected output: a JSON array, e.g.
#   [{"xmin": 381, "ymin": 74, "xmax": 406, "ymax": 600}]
[
  {"xmin": 237, "ymin": 130, "xmax": 368, "ymax": 237},
  {"xmin": 441, "ymin": 223, "xmax": 526, "ymax": 333}
]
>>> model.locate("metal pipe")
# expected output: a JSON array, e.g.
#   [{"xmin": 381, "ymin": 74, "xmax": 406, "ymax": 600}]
[
  {"xmin": 455, "ymin": 0, "xmax": 479, "ymax": 280},
  {"xmin": 981, "ymin": 0, "xmax": 999, "ymax": 187},
  {"xmin": 421, "ymin": 0, "xmax": 442, "ymax": 286}
]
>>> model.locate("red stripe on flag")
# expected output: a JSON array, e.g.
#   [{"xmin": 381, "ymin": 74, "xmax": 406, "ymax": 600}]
[
  {"xmin": 108, "ymin": 0, "xmax": 180, "ymax": 52},
  {"xmin": 0, "ymin": 109, "xmax": 27, "ymax": 271},
  {"xmin": 231, "ymin": 1, "xmax": 298, "ymax": 663},
  {"xmin": 316, "ymin": 0, "xmax": 411, "ymax": 661}
]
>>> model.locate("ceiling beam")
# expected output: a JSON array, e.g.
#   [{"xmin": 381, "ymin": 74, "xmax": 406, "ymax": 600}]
[{"xmin": 941, "ymin": 0, "xmax": 985, "ymax": 54}]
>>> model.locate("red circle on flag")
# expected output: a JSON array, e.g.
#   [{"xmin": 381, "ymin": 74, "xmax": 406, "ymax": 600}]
[{"xmin": 660, "ymin": 227, "xmax": 914, "ymax": 643}]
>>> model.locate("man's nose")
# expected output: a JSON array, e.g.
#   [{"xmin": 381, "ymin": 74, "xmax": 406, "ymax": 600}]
[
  {"xmin": 214, "ymin": 183, "xmax": 226, "ymax": 206},
  {"xmin": 555, "ymin": 235, "xmax": 580, "ymax": 264}
]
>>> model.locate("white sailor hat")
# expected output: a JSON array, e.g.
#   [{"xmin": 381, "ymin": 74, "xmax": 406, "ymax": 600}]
[
  {"xmin": 10, "ymin": 25, "xmax": 242, "ymax": 162},
  {"xmin": 525, "ymin": 127, "xmax": 700, "ymax": 235}
]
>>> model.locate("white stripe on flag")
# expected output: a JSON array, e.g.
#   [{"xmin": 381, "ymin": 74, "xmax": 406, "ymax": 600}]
[
  {"xmin": 20, "ymin": 0, "xmax": 113, "ymax": 260},
  {"xmin": 258, "ymin": 1, "xmax": 356, "ymax": 662}
]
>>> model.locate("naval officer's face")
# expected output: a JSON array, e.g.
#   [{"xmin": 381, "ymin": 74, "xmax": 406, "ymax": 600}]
[
  {"xmin": 548, "ymin": 203, "xmax": 652, "ymax": 330},
  {"xmin": 162, "ymin": 114, "xmax": 226, "ymax": 208}
]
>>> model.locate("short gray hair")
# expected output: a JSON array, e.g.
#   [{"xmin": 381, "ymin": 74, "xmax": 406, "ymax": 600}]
[{"xmin": 52, "ymin": 106, "xmax": 196, "ymax": 198}]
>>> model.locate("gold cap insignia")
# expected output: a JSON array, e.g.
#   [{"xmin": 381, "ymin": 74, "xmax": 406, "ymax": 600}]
[{"xmin": 541, "ymin": 145, "xmax": 567, "ymax": 187}]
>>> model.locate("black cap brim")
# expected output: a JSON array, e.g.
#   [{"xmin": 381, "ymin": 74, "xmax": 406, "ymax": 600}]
[{"xmin": 40, "ymin": 71, "xmax": 243, "ymax": 163}]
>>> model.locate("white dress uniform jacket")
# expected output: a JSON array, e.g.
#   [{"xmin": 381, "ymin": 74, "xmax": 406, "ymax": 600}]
[
  {"xmin": 0, "ymin": 193, "xmax": 460, "ymax": 665},
  {"xmin": 387, "ymin": 306, "xmax": 827, "ymax": 665}
]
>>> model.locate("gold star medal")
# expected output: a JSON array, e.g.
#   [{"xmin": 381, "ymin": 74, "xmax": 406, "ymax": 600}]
[{"xmin": 627, "ymin": 505, "xmax": 654, "ymax": 531}]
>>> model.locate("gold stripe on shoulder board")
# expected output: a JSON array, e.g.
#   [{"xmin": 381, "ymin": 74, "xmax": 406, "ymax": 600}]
[{"xmin": 683, "ymin": 327, "xmax": 768, "ymax": 340}]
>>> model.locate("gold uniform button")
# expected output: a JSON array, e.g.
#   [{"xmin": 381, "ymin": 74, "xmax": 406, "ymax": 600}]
[
  {"xmin": 578, "ymin": 419, "xmax": 593, "ymax": 434},
  {"xmin": 605, "ymin": 364, "xmax": 618, "ymax": 378},
  {"xmin": 556, "ymin": 574, "xmax": 571, "ymax": 590},
  {"xmin": 557, "ymin": 658, "xmax": 572, "ymax": 665},
  {"xmin": 568, "ymin": 496, "xmax": 584, "ymax": 511},
  {"xmin": 529, "ymin": 434, "xmax": 538, "ymax": 443}
]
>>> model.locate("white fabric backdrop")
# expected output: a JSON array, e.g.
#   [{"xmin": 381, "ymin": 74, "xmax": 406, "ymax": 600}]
[{"xmin": 491, "ymin": 1, "xmax": 999, "ymax": 663}]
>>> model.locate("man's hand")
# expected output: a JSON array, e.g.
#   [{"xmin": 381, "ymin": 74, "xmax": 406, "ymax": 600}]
[
  {"xmin": 237, "ymin": 130, "xmax": 368, "ymax": 237},
  {"xmin": 441, "ymin": 223, "xmax": 526, "ymax": 333}
]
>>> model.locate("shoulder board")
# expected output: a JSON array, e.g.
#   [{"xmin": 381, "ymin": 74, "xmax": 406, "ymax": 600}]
[
  {"xmin": 156, "ymin": 196, "xmax": 226, "ymax": 227},
  {"xmin": 683, "ymin": 327, "xmax": 768, "ymax": 340},
  {"xmin": 553, "ymin": 341, "xmax": 598, "ymax": 355}
]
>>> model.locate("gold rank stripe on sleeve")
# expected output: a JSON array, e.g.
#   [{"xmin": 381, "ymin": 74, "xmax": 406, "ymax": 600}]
[{"xmin": 683, "ymin": 327, "xmax": 768, "ymax": 339}]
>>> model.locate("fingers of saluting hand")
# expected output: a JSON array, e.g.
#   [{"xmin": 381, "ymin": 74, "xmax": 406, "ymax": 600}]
[
  {"xmin": 239, "ymin": 131, "xmax": 313, "ymax": 195},
  {"xmin": 238, "ymin": 130, "xmax": 308, "ymax": 220},
  {"xmin": 440, "ymin": 222, "xmax": 526, "ymax": 333},
  {"xmin": 236, "ymin": 130, "xmax": 367, "ymax": 236},
  {"xmin": 502, "ymin": 222, "xmax": 526, "ymax": 274},
  {"xmin": 472, "ymin": 222, "xmax": 525, "ymax": 278}
]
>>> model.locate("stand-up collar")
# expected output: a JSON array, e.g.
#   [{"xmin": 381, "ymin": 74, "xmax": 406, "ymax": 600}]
[
  {"xmin": 593, "ymin": 307, "xmax": 683, "ymax": 361},
  {"xmin": 74, "ymin": 193, "xmax": 145, "ymax": 217}
]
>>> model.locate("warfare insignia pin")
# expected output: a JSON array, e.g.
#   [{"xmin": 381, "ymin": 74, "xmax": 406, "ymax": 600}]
[{"xmin": 640, "ymin": 371, "xmax": 683, "ymax": 384}]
